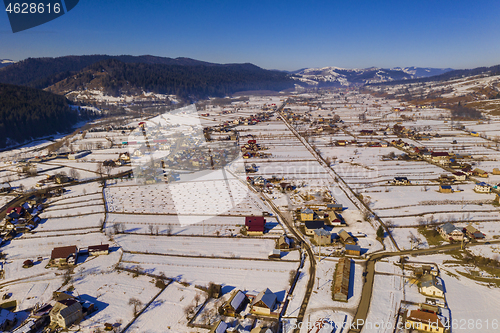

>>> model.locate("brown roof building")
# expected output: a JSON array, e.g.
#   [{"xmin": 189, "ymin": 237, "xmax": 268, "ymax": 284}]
[
  {"xmin": 333, "ymin": 258, "xmax": 351, "ymax": 302},
  {"xmin": 50, "ymin": 246, "xmax": 78, "ymax": 266}
]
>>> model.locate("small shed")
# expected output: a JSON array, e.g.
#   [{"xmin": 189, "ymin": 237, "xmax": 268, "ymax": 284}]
[
  {"xmin": 439, "ymin": 185, "xmax": 453, "ymax": 193},
  {"xmin": 345, "ymin": 244, "xmax": 361, "ymax": 256},
  {"xmin": 88, "ymin": 244, "xmax": 109, "ymax": 256}
]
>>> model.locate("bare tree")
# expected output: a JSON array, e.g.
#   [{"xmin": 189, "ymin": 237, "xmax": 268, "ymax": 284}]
[
  {"xmin": 183, "ymin": 303, "xmax": 195, "ymax": 320},
  {"xmin": 166, "ymin": 224, "xmax": 173, "ymax": 236},
  {"xmin": 128, "ymin": 298, "xmax": 143, "ymax": 317},
  {"xmin": 96, "ymin": 161, "xmax": 104, "ymax": 178},
  {"xmin": 113, "ymin": 222, "xmax": 123, "ymax": 234},
  {"xmin": 289, "ymin": 270, "xmax": 297, "ymax": 286},
  {"xmin": 148, "ymin": 224, "xmax": 154, "ymax": 235},
  {"xmin": 194, "ymin": 293, "xmax": 201, "ymax": 307},
  {"xmin": 69, "ymin": 168, "xmax": 80, "ymax": 180}
]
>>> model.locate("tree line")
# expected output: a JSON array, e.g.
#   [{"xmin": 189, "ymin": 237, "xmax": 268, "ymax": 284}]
[{"xmin": 0, "ymin": 83, "xmax": 79, "ymax": 147}]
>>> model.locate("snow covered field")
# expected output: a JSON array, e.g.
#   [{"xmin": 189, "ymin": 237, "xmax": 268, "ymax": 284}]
[
  {"xmin": 115, "ymin": 234, "xmax": 299, "ymax": 260},
  {"xmin": 120, "ymin": 253, "xmax": 298, "ymax": 294}
]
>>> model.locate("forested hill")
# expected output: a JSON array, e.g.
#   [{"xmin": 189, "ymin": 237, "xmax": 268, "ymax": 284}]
[
  {"xmin": 0, "ymin": 83, "xmax": 78, "ymax": 148},
  {"xmin": 0, "ymin": 55, "xmax": 294, "ymax": 98},
  {"xmin": 46, "ymin": 59, "xmax": 294, "ymax": 99}
]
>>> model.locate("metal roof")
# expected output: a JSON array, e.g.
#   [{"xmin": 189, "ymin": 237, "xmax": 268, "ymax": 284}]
[{"xmin": 252, "ymin": 288, "xmax": 276, "ymax": 310}]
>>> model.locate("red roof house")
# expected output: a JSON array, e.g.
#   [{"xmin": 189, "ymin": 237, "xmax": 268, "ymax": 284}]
[{"xmin": 245, "ymin": 216, "xmax": 266, "ymax": 235}]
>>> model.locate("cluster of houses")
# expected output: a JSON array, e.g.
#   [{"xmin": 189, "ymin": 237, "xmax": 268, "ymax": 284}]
[
  {"xmin": 48, "ymin": 244, "xmax": 109, "ymax": 267},
  {"xmin": 241, "ymin": 139, "xmax": 269, "ymax": 159},
  {"xmin": 211, "ymin": 288, "xmax": 282, "ymax": 333},
  {"xmin": 437, "ymin": 222, "xmax": 485, "ymax": 242},
  {"xmin": 390, "ymin": 176, "xmax": 498, "ymax": 195},
  {"xmin": 1, "ymin": 197, "xmax": 44, "ymax": 241},
  {"xmin": 4, "ymin": 291, "xmax": 97, "ymax": 332},
  {"xmin": 400, "ymin": 264, "xmax": 449, "ymax": 333},
  {"xmin": 246, "ymin": 176, "xmax": 296, "ymax": 194},
  {"xmin": 221, "ymin": 288, "xmax": 279, "ymax": 318},
  {"xmin": 295, "ymin": 204, "xmax": 363, "ymax": 256}
]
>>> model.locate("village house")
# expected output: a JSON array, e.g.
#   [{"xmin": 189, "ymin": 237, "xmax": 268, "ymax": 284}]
[
  {"xmin": 49, "ymin": 299, "xmax": 83, "ymax": 329},
  {"xmin": 474, "ymin": 182, "xmax": 491, "ymax": 193},
  {"xmin": 221, "ymin": 290, "xmax": 248, "ymax": 317},
  {"xmin": 405, "ymin": 310, "xmax": 446, "ymax": 333},
  {"xmin": 345, "ymin": 244, "xmax": 361, "ymax": 256},
  {"xmin": 313, "ymin": 229, "xmax": 331, "ymax": 245},
  {"xmin": 438, "ymin": 174, "xmax": 454, "ymax": 183},
  {"xmin": 88, "ymin": 244, "xmax": 109, "ymax": 256},
  {"xmin": 336, "ymin": 140, "xmax": 347, "ymax": 146},
  {"xmin": 326, "ymin": 203, "xmax": 343, "ymax": 212},
  {"xmin": 438, "ymin": 223, "xmax": 464, "ymax": 241},
  {"xmin": 473, "ymin": 168, "xmax": 488, "ymax": 178},
  {"xmin": 277, "ymin": 235, "xmax": 293, "ymax": 249},
  {"xmin": 0, "ymin": 183, "xmax": 11, "ymax": 193},
  {"xmin": 419, "ymin": 274, "xmax": 445, "ymax": 298},
  {"xmin": 333, "ymin": 258, "xmax": 351, "ymax": 302},
  {"xmin": 209, "ymin": 320, "xmax": 228, "ymax": 333},
  {"xmin": 414, "ymin": 265, "xmax": 438, "ymax": 278},
  {"xmin": 393, "ymin": 176, "xmax": 410, "ymax": 185},
  {"xmin": 250, "ymin": 288, "xmax": 277, "ymax": 316},
  {"xmin": 464, "ymin": 224, "xmax": 485, "ymax": 240},
  {"xmin": 431, "ymin": 152, "xmax": 451, "ymax": 165},
  {"xmin": 245, "ymin": 216, "xmax": 266, "ymax": 236},
  {"xmin": 268, "ymin": 249, "xmax": 282, "ymax": 259},
  {"xmin": 452, "ymin": 171, "xmax": 467, "ymax": 181},
  {"xmin": 493, "ymin": 168, "xmax": 500, "ymax": 175},
  {"xmin": 0, "ymin": 308, "xmax": 15, "ymax": 331},
  {"xmin": 438, "ymin": 185, "xmax": 453, "ymax": 193},
  {"xmin": 337, "ymin": 229, "xmax": 356, "ymax": 245},
  {"xmin": 50, "ymin": 246, "xmax": 78, "ymax": 266},
  {"xmin": 304, "ymin": 221, "xmax": 325, "ymax": 236},
  {"xmin": 6, "ymin": 206, "xmax": 26, "ymax": 220},
  {"xmin": 300, "ymin": 208, "xmax": 314, "ymax": 221}
]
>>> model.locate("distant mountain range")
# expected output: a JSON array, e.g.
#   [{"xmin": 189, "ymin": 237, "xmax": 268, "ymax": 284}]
[
  {"xmin": 290, "ymin": 66, "xmax": 454, "ymax": 86},
  {"xmin": 3, "ymin": 54, "xmax": 500, "ymax": 99},
  {"xmin": 0, "ymin": 59, "xmax": 15, "ymax": 69},
  {"xmin": 0, "ymin": 55, "xmax": 294, "ymax": 99}
]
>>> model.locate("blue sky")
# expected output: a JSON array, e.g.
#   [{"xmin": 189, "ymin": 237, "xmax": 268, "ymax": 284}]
[{"xmin": 1, "ymin": 0, "xmax": 500, "ymax": 71}]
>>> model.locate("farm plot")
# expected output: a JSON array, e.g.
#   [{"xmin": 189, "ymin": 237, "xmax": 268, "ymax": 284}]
[
  {"xmin": 127, "ymin": 282, "xmax": 206, "ymax": 333},
  {"xmin": 115, "ymin": 234, "xmax": 296, "ymax": 260},
  {"xmin": 40, "ymin": 204, "xmax": 104, "ymax": 218},
  {"xmin": 1, "ymin": 277, "xmax": 63, "ymax": 311},
  {"xmin": 2, "ymin": 232, "xmax": 109, "ymax": 260},
  {"xmin": 120, "ymin": 253, "xmax": 298, "ymax": 294},
  {"xmin": 362, "ymin": 266, "xmax": 403, "ymax": 333},
  {"xmin": 74, "ymin": 272, "xmax": 161, "ymax": 333},
  {"xmin": 47, "ymin": 182, "xmax": 103, "ymax": 200},
  {"xmin": 34, "ymin": 214, "xmax": 104, "ymax": 232},
  {"xmin": 105, "ymin": 179, "xmax": 268, "ymax": 218},
  {"xmin": 0, "ymin": 195, "xmax": 15, "ymax": 208},
  {"xmin": 439, "ymin": 265, "xmax": 500, "ymax": 333},
  {"xmin": 45, "ymin": 193, "xmax": 103, "ymax": 211},
  {"xmin": 306, "ymin": 258, "xmax": 363, "ymax": 312}
]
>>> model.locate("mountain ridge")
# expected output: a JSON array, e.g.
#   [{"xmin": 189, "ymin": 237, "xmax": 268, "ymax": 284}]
[{"xmin": 291, "ymin": 66, "xmax": 454, "ymax": 86}]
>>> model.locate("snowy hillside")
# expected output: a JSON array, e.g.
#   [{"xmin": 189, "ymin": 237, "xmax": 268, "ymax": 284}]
[{"xmin": 292, "ymin": 66, "xmax": 453, "ymax": 86}]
